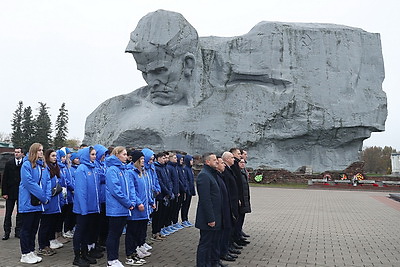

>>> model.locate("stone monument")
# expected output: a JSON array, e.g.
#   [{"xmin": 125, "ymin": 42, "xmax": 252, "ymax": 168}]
[{"xmin": 84, "ymin": 9, "xmax": 387, "ymax": 172}]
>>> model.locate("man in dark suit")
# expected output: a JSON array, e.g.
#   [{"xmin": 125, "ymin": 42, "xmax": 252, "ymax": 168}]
[
  {"xmin": 195, "ymin": 153, "xmax": 222, "ymax": 267},
  {"xmin": 1, "ymin": 148, "xmax": 23, "ymax": 240}
]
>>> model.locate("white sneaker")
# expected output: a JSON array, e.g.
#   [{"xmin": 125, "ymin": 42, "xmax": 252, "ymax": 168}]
[
  {"xmin": 29, "ymin": 251, "xmax": 42, "ymax": 263},
  {"xmin": 20, "ymin": 253, "xmax": 37, "ymax": 264},
  {"xmin": 50, "ymin": 239, "xmax": 63, "ymax": 249},
  {"xmin": 63, "ymin": 230, "xmax": 74, "ymax": 238},
  {"xmin": 136, "ymin": 247, "xmax": 151, "ymax": 258},
  {"xmin": 142, "ymin": 243, "xmax": 152, "ymax": 250},
  {"xmin": 108, "ymin": 259, "xmax": 125, "ymax": 267}
]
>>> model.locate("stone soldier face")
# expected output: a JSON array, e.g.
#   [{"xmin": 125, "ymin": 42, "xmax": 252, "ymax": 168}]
[{"xmin": 134, "ymin": 51, "xmax": 193, "ymax": 106}]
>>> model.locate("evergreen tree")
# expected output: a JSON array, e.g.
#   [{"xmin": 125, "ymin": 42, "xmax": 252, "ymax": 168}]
[
  {"xmin": 11, "ymin": 101, "xmax": 24, "ymax": 147},
  {"xmin": 21, "ymin": 106, "xmax": 35, "ymax": 151},
  {"xmin": 53, "ymin": 103, "xmax": 69, "ymax": 149},
  {"xmin": 35, "ymin": 102, "xmax": 52, "ymax": 149}
]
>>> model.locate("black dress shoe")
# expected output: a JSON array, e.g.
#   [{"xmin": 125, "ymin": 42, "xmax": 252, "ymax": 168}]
[
  {"xmin": 239, "ymin": 238, "xmax": 250, "ymax": 244},
  {"xmin": 2, "ymin": 233, "xmax": 10, "ymax": 240},
  {"xmin": 227, "ymin": 253, "xmax": 238, "ymax": 258},
  {"xmin": 232, "ymin": 242, "xmax": 243, "ymax": 249},
  {"xmin": 241, "ymin": 231, "xmax": 250, "ymax": 238},
  {"xmin": 236, "ymin": 240, "xmax": 249, "ymax": 246},
  {"xmin": 220, "ymin": 254, "xmax": 236, "ymax": 262},
  {"xmin": 229, "ymin": 248, "xmax": 241, "ymax": 254}
]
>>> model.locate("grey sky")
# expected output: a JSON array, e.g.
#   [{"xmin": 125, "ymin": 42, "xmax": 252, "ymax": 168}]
[{"xmin": 1, "ymin": 0, "xmax": 399, "ymax": 150}]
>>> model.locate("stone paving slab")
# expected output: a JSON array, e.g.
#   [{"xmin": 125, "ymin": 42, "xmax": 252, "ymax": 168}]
[{"xmin": 1, "ymin": 187, "xmax": 400, "ymax": 266}]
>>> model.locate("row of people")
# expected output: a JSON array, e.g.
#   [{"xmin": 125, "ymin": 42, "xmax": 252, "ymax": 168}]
[
  {"xmin": 10, "ymin": 143, "xmax": 196, "ymax": 267},
  {"xmin": 195, "ymin": 149, "xmax": 251, "ymax": 267}
]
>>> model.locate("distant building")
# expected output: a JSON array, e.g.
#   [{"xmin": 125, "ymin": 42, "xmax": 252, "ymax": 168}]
[
  {"xmin": 0, "ymin": 142, "xmax": 14, "ymax": 153},
  {"xmin": 391, "ymin": 153, "xmax": 400, "ymax": 175}
]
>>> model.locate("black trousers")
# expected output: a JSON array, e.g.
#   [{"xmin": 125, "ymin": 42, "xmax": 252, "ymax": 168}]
[
  {"xmin": 98, "ymin": 203, "xmax": 109, "ymax": 245},
  {"xmin": 63, "ymin": 203, "xmax": 75, "ymax": 232},
  {"xmin": 20, "ymin": 212, "xmax": 41, "ymax": 254},
  {"xmin": 73, "ymin": 213, "xmax": 98, "ymax": 251},
  {"xmin": 125, "ymin": 219, "xmax": 147, "ymax": 256},
  {"xmin": 181, "ymin": 194, "xmax": 192, "ymax": 222},
  {"xmin": 38, "ymin": 213, "xmax": 58, "ymax": 249},
  {"xmin": 3, "ymin": 198, "xmax": 21, "ymax": 235},
  {"xmin": 196, "ymin": 229, "xmax": 221, "ymax": 267},
  {"xmin": 171, "ymin": 193, "xmax": 183, "ymax": 224},
  {"xmin": 106, "ymin": 216, "xmax": 126, "ymax": 261}
]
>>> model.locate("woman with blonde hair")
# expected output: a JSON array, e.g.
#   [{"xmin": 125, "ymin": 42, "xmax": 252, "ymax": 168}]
[
  {"xmin": 105, "ymin": 146, "xmax": 136, "ymax": 267},
  {"xmin": 19, "ymin": 143, "xmax": 51, "ymax": 264}
]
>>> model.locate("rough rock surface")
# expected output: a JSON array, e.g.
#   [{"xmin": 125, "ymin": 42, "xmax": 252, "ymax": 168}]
[{"xmin": 84, "ymin": 10, "xmax": 387, "ymax": 172}]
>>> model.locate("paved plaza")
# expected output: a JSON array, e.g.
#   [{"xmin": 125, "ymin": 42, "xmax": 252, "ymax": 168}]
[{"xmin": 1, "ymin": 187, "xmax": 400, "ymax": 267}]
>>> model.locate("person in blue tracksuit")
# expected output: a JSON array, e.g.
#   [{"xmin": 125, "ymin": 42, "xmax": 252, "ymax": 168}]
[
  {"xmin": 18, "ymin": 143, "xmax": 51, "ymax": 264},
  {"xmin": 166, "ymin": 153, "xmax": 180, "ymax": 231},
  {"xmin": 38, "ymin": 149, "xmax": 63, "ymax": 256},
  {"xmin": 64, "ymin": 151, "xmax": 79, "ymax": 238},
  {"xmin": 72, "ymin": 146, "xmax": 100, "ymax": 267},
  {"xmin": 54, "ymin": 149, "xmax": 69, "ymax": 244},
  {"xmin": 126, "ymin": 150, "xmax": 155, "ymax": 260},
  {"xmin": 154, "ymin": 152, "xmax": 174, "ymax": 237},
  {"xmin": 105, "ymin": 146, "xmax": 136, "ymax": 267},
  {"xmin": 181, "ymin": 154, "xmax": 196, "ymax": 227},
  {"xmin": 92, "ymin": 144, "xmax": 108, "ymax": 253}
]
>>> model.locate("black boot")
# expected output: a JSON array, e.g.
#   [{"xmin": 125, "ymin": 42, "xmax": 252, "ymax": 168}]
[
  {"xmin": 73, "ymin": 250, "xmax": 90, "ymax": 267},
  {"xmin": 81, "ymin": 248, "xmax": 97, "ymax": 264},
  {"xmin": 88, "ymin": 247, "xmax": 104, "ymax": 259}
]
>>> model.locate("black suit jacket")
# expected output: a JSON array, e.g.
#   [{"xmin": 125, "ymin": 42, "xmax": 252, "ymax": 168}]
[
  {"xmin": 1, "ymin": 158, "xmax": 22, "ymax": 199},
  {"xmin": 195, "ymin": 165, "xmax": 222, "ymax": 230}
]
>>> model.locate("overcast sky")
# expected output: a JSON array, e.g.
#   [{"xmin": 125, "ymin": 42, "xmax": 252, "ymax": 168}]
[{"xmin": 1, "ymin": 0, "xmax": 399, "ymax": 150}]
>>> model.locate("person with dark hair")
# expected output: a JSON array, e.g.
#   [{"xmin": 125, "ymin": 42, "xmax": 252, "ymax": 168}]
[
  {"xmin": 2, "ymin": 147, "xmax": 23, "ymax": 240},
  {"xmin": 92, "ymin": 144, "xmax": 108, "ymax": 255},
  {"xmin": 181, "ymin": 154, "xmax": 195, "ymax": 227},
  {"xmin": 126, "ymin": 150, "xmax": 154, "ymax": 262},
  {"xmin": 19, "ymin": 143, "xmax": 51, "ymax": 264},
  {"xmin": 236, "ymin": 159, "xmax": 251, "ymax": 242},
  {"xmin": 72, "ymin": 146, "xmax": 100, "ymax": 267},
  {"xmin": 63, "ymin": 151, "xmax": 80, "ymax": 239},
  {"xmin": 195, "ymin": 153, "xmax": 222, "ymax": 267},
  {"xmin": 174, "ymin": 154, "xmax": 188, "ymax": 229},
  {"xmin": 54, "ymin": 149, "xmax": 70, "ymax": 245},
  {"xmin": 37, "ymin": 149, "xmax": 63, "ymax": 256},
  {"xmin": 105, "ymin": 146, "xmax": 137, "ymax": 267},
  {"xmin": 166, "ymin": 153, "xmax": 181, "ymax": 232},
  {"xmin": 154, "ymin": 152, "xmax": 173, "ymax": 238}
]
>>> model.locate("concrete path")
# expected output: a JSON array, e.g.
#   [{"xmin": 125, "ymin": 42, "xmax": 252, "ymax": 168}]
[{"xmin": 1, "ymin": 187, "xmax": 400, "ymax": 267}]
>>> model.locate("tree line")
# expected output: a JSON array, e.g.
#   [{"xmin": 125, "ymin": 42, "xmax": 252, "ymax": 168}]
[
  {"xmin": 361, "ymin": 146, "xmax": 397, "ymax": 174},
  {"xmin": 11, "ymin": 101, "xmax": 69, "ymax": 151}
]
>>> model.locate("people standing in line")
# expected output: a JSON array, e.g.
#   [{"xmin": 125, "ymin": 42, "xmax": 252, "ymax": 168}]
[
  {"xmin": 166, "ymin": 153, "xmax": 181, "ymax": 232},
  {"xmin": 64, "ymin": 151, "xmax": 79, "ymax": 239},
  {"xmin": 54, "ymin": 149, "xmax": 70, "ymax": 245},
  {"xmin": 175, "ymin": 154, "xmax": 188, "ymax": 228},
  {"xmin": 236, "ymin": 158, "xmax": 251, "ymax": 242},
  {"xmin": 154, "ymin": 152, "xmax": 174, "ymax": 238},
  {"xmin": 142, "ymin": 148, "xmax": 161, "ymax": 229},
  {"xmin": 38, "ymin": 149, "xmax": 63, "ymax": 256},
  {"xmin": 216, "ymin": 156, "xmax": 236, "ymax": 265},
  {"xmin": 19, "ymin": 143, "xmax": 51, "ymax": 264},
  {"xmin": 2, "ymin": 147, "xmax": 23, "ymax": 240},
  {"xmin": 126, "ymin": 150, "xmax": 154, "ymax": 262},
  {"xmin": 104, "ymin": 146, "xmax": 137, "ymax": 267},
  {"xmin": 93, "ymin": 144, "xmax": 109, "ymax": 252},
  {"xmin": 181, "ymin": 154, "xmax": 196, "ymax": 227},
  {"xmin": 72, "ymin": 146, "xmax": 100, "ymax": 267},
  {"xmin": 195, "ymin": 153, "xmax": 222, "ymax": 267},
  {"xmin": 228, "ymin": 148, "xmax": 249, "ymax": 247}
]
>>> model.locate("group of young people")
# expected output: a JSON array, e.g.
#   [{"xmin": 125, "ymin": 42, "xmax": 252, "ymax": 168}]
[{"xmin": 15, "ymin": 142, "xmax": 196, "ymax": 267}]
